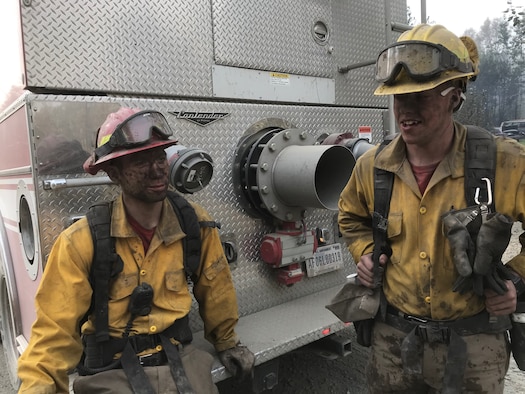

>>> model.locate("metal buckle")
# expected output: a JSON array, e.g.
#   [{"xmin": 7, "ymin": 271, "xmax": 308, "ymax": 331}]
[
  {"xmin": 139, "ymin": 353, "xmax": 154, "ymax": 366},
  {"xmin": 138, "ymin": 352, "xmax": 164, "ymax": 366},
  {"xmin": 405, "ymin": 315, "xmax": 428, "ymax": 324},
  {"xmin": 416, "ymin": 324, "xmax": 451, "ymax": 344}
]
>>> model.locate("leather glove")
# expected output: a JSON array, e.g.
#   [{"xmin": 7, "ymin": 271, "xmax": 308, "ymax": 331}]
[
  {"xmin": 473, "ymin": 213, "xmax": 513, "ymax": 276},
  {"xmin": 476, "ymin": 262, "xmax": 512, "ymax": 296},
  {"xmin": 442, "ymin": 211, "xmax": 476, "ymax": 277},
  {"xmin": 218, "ymin": 344, "xmax": 255, "ymax": 381},
  {"xmin": 471, "ymin": 213, "xmax": 513, "ymax": 296}
]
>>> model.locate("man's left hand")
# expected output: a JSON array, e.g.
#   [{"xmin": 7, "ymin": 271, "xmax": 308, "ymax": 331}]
[
  {"xmin": 485, "ymin": 280, "xmax": 517, "ymax": 315},
  {"xmin": 218, "ymin": 344, "xmax": 255, "ymax": 381}
]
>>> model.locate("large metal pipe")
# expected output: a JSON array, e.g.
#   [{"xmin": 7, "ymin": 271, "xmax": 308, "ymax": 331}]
[{"xmin": 271, "ymin": 145, "xmax": 355, "ymax": 210}]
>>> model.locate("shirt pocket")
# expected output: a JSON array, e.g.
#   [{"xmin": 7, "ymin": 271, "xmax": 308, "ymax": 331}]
[
  {"xmin": 162, "ymin": 269, "xmax": 189, "ymax": 309},
  {"xmin": 387, "ymin": 211, "xmax": 403, "ymax": 265},
  {"xmin": 109, "ymin": 272, "xmax": 138, "ymax": 301}
]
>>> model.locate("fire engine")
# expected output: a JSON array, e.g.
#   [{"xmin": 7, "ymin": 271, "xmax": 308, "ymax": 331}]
[{"xmin": 0, "ymin": 0, "xmax": 408, "ymax": 390}]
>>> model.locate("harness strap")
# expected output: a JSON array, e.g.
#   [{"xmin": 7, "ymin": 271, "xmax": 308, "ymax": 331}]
[
  {"xmin": 442, "ymin": 332, "xmax": 468, "ymax": 394},
  {"xmin": 160, "ymin": 334, "xmax": 195, "ymax": 394},
  {"xmin": 372, "ymin": 140, "xmax": 395, "ymax": 319},
  {"xmin": 464, "ymin": 126, "xmax": 496, "ymax": 209},
  {"xmin": 166, "ymin": 191, "xmax": 217, "ymax": 280},
  {"xmin": 120, "ymin": 342, "xmax": 156, "ymax": 394},
  {"xmin": 86, "ymin": 203, "xmax": 121, "ymax": 343},
  {"xmin": 400, "ymin": 327, "xmax": 467, "ymax": 394}
]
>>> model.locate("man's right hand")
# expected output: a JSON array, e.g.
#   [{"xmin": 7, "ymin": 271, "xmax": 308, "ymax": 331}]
[{"xmin": 357, "ymin": 252, "xmax": 388, "ymax": 288}]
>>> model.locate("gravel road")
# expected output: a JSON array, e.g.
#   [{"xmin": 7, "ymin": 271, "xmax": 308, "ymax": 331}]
[{"xmin": 1, "ymin": 223, "xmax": 524, "ymax": 393}]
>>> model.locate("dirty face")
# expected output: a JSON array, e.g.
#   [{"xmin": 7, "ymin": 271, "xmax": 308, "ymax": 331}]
[
  {"xmin": 393, "ymin": 84, "xmax": 461, "ymax": 148},
  {"xmin": 109, "ymin": 147, "xmax": 169, "ymax": 203}
]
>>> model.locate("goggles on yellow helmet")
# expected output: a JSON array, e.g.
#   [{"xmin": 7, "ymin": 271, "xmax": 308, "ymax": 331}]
[
  {"xmin": 375, "ymin": 41, "xmax": 474, "ymax": 85},
  {"xmin": 94, "ymin": 110, "xmax": 173, "ymax": 160}
]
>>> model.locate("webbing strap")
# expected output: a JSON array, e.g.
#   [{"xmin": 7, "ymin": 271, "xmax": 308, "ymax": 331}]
[
  {"xmin": 166, "ymin": 191, "xmax": 202, "ymax": 278},
  {"xmin": 372, "ymin": 144, "xmax": 394, "ymax": 286},
  {"xmin": 464, "ymin": 126, "xmax": 496, "ymax": 210},
  {"xmin": 86, "ymin": 203, "xmax": 116, "ymax": 343},
  {"xmin": 160, "ymin": 334, "xmax": 195, "ymax": 394},
  {"xmin": 120, "ymin": 342, "xmax": 156, "ymax": 394}
]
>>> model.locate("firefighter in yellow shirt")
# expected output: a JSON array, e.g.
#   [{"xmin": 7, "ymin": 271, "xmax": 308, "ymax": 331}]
[
  {"xmin": 338, "ymin": 24, "xmax": 525, "ymax": 393},
  {"xmin": 18, "ymin": 108, "xmax": 254, "ymax": 393}
]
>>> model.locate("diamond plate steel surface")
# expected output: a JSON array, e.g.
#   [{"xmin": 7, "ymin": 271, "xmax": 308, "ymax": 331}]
[
  {"xmin": 31, "ymin": 95, "xmax": 386, "ymax": 324},
  {"xmin": 19, "ymin": 0, "xmax": 407, "ymax": 108},
  {"xmin": 334, "ymin": 0, "xmax": 408, "ymax": 107},
  {"xmin": 21, "ymin": 0, "xmax": 213, "ymax": 96},
  {"xmin": 213, "ymin": 0, "xmax": 332, "ymax": 77}
]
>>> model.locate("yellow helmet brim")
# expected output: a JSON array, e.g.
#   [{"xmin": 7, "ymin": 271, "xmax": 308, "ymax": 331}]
[{"xmin": 374, "ymin": 69, "xmax": 475, "ymax": 96}]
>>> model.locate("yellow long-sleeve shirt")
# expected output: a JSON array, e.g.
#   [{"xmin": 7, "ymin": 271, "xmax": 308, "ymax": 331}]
[
  {"xmin": 339, "ymin": 122, "xmax": 525, "ymax": 320},
  {"xmin": 18, "ymin": 195, "xmax": 239, "ymax": 393}
]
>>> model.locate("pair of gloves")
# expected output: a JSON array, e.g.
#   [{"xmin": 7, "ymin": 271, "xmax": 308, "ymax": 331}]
[
  {"xmin": 218, "ymin": 344, "xmax": 255, "ymax": 381},
  {"xmin": 442, "ymin": 208, "xmax": 513, "ymax": 296}
]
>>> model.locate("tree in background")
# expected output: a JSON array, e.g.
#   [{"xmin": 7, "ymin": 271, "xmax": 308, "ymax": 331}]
[
  {"xmin": 456, "ymin": 14, "xmax": 524, "ymax": 129},
  {"xmin": 454, "ymin": 1, "xmax": 525, "ymax": 129},
  {"xmin": 506, "ymin": 0, "xmax": 525, "ymax": 36}
]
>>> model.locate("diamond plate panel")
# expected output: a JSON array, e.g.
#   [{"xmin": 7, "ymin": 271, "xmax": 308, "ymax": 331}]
[
  {"xmin": 21, "ymin": 0, "xmax": 213, "ymax": 96},
  {"xmin": 334, "ymin": 0, "xmax": 408, "ymax": 107},
  {"xmin": 213, "ymin": 0, "xmax": 332, "ymax": 77},
  {"xmin": 32, "ymin": 95, "xmax": 385, "ymax": 323},
  {"xmin": 20, "ymin": 0, "xmax": 407, "ymax": 108}
]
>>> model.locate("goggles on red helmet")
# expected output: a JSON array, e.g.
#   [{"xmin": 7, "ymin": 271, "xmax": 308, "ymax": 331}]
[
  {"xmin": 375, "ymin": 41, "xmax": 474, "ymax": 85},
  {"xmin": 94, "ymin": 110, "xmax": 174, "ymax": 160}
]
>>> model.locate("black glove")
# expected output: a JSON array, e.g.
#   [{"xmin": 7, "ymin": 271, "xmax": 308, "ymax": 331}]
[
  {"xmin": 218, "ymin": 344, "xmax": 255, "ymax": 381},
  {"xmin": 471, "ymin": 213, "xmax": 513, "ymax": 295},
  {"xmin": 473, "ymin": 213, "xmax": 513, "ymax": 276},
  {"xmin": 442, "ymin": 211, "xmax": 476, "ymax": 277}
]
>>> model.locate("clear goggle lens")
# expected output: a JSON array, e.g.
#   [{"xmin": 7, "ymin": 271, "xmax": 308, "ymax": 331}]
[
  {"xmin": 375, "ymin": 41, "xmax": 472, "ymax": 84},
  {"xmin": 102, "ymin": 110, "xmax": 173, "ymax": 148},
  {"xmin": 94, "ymin": 110, "xmax": 174, "ymax": 159}
]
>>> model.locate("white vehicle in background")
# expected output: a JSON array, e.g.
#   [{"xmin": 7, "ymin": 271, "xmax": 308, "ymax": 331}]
[
  {"xmin": 500, "ymin": 119, "xmax": 525, "ymax": 141},
  {"xmin": 0, "ymin": 0, "xmax": 408, "ymax": 391}
]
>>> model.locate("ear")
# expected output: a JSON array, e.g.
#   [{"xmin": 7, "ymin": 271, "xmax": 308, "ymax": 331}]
[{"xmin": 450, "ymin": 88, "xmax": 464, "ymax": 112}]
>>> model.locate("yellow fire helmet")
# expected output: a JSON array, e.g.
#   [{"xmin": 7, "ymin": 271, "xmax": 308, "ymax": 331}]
[{"xmin": 374, "ymin": 24, "xmax": 479, "ymax": 95}]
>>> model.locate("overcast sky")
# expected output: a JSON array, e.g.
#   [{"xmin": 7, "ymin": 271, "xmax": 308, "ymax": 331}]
[{"xmin": 406, "ymin": 0, "xmax": 525, "ymax": 36}]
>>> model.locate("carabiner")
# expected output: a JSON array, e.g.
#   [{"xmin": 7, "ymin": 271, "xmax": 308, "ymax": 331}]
[{"xmin": 474, "ymin": 177, "xmax": 493, "ymax": 206}]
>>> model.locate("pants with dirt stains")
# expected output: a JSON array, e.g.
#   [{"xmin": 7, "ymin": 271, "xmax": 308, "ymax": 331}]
[{"xmin": 366, "ymin": 321, "xmax": 510, "ymax": 394}]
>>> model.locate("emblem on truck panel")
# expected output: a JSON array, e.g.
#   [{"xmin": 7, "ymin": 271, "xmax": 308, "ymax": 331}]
[{"xmin": 168, "ymin": 111, "xmax": 229, "ymax": 127}]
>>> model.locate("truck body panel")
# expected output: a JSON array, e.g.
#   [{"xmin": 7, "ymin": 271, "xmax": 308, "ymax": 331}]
[{"xmin": 0, "ymin": 0, "xmax": 407, "ymax": 388}]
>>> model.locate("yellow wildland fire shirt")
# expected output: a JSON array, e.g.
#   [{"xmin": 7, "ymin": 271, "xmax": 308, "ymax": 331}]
[
  {"xmin": 339, "ymin": 122, "xmax": 525, "ymax": 320},
  {"xmin": 18, "ymin": 196, "xmax": 239, "ymax": 394}
]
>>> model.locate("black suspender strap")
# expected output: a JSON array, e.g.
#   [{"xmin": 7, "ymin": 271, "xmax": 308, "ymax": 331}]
[
  {"xmin": 464, "ymin": 125, "xmax": 496, "ymax": 210},
  {"xmin": 166, "ymin": 191, "xmax": 212, "ymax": 279},
  {"xmin": 372, "ymin": 143, "xmax": 394, "ymax": 287},
  {"xmin": 120, "ymin": 342, "xmax": 156, "ymax": 394},
  {"xmin": 159, "ymin": 334, "xmax": 195, "ymax": 394},
  {"xmin": 86, "ymin": 203, "xmax": 119, "ymax": 343}
]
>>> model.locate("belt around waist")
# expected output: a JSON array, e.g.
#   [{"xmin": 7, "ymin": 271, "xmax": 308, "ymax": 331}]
[{"xmin": 383, "ymin": 305, "xmax": 511, "ymax": 336}]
